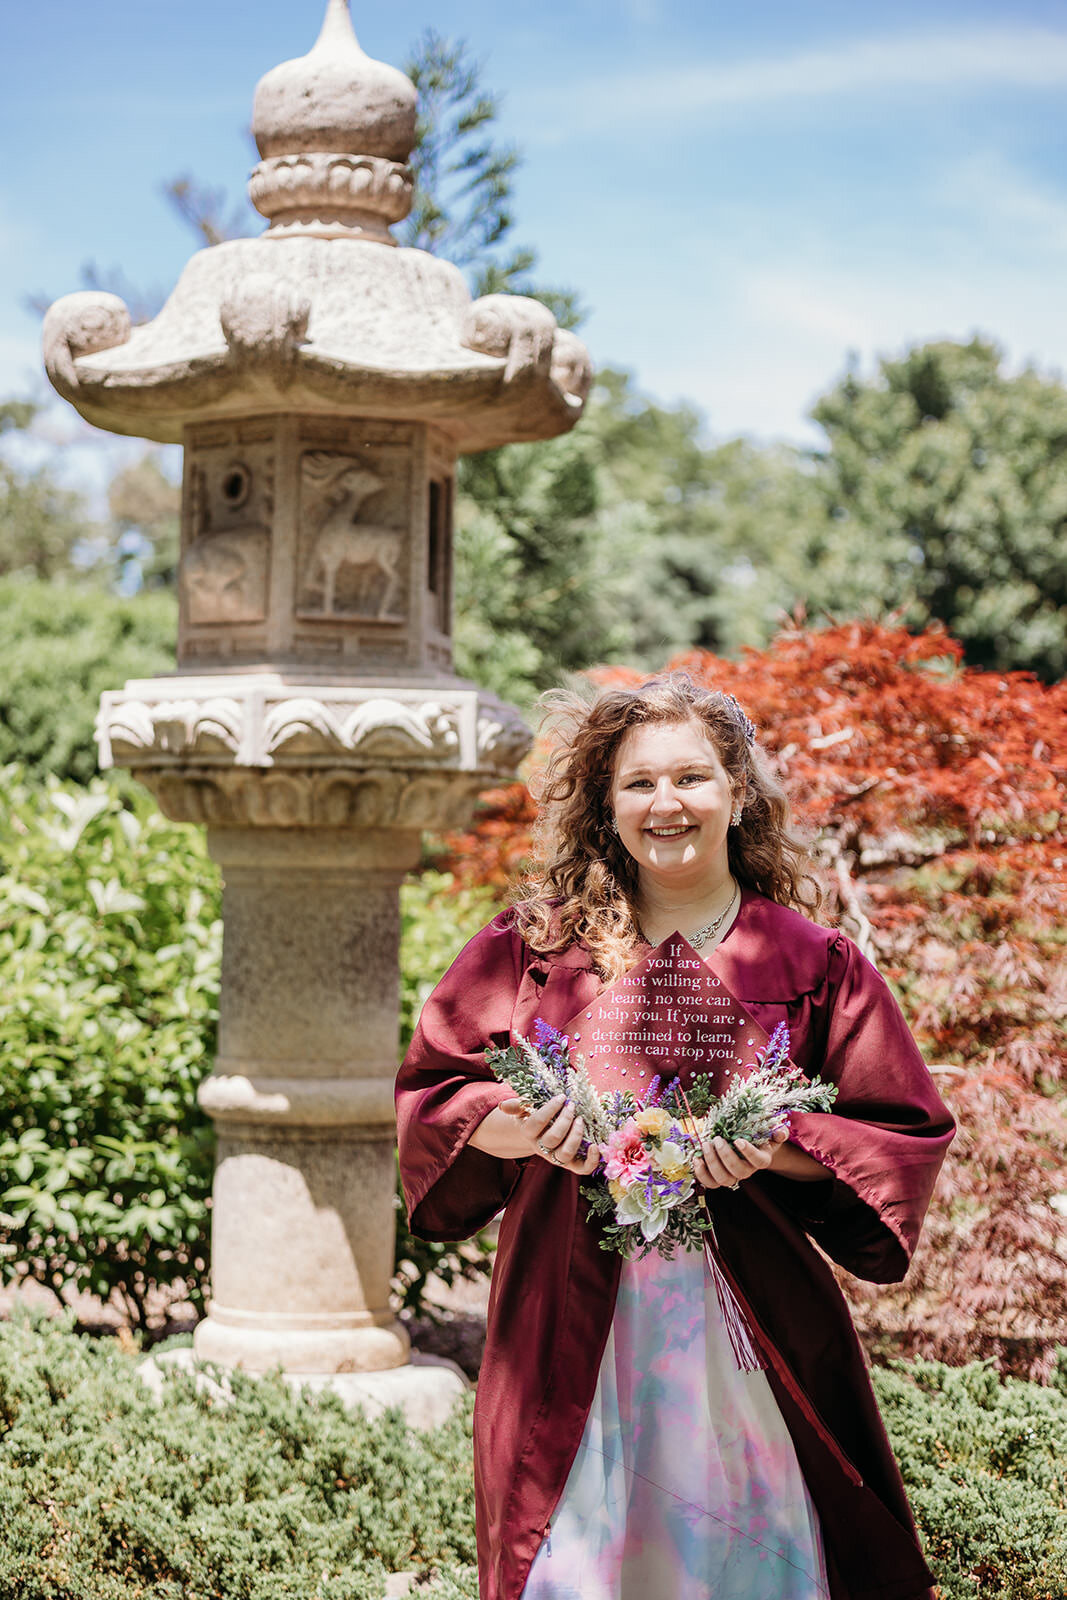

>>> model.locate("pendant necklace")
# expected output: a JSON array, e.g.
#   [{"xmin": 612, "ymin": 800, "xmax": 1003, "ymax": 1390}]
[
  {"xmin": 638, "ymin": 878, "xmax": 739, "ymax": 950},
  {"xmin": 686, "ymin": 879, "xmax": 739, "ymax": 948}
]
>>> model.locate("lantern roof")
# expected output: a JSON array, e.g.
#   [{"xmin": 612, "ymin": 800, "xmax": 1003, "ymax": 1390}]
[{"xmin": 42, "ymin": 1, "xmax": 591, "ymax": 454}]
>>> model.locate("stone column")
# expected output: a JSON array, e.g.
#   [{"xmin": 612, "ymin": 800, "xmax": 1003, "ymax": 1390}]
[{"xmin": 194, "ymin": 827, "xmax": 419, "ymax": 1372}]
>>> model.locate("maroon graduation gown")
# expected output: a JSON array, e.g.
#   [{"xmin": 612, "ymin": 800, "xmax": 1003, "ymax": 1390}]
[{"xmin": 395, "ymin": 890, "xmax": 956, "ymax": 1600}]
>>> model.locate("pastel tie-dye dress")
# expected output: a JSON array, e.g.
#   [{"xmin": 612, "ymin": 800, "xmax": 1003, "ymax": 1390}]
[{"xmin": 520, "ymin": 1243, "xmax": 830, "ymax": 1600}]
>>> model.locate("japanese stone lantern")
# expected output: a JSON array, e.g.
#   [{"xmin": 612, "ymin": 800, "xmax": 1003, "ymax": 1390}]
[{"xmin": 42, "ymin": 0, "xmax": 591, "ymax": 1397}]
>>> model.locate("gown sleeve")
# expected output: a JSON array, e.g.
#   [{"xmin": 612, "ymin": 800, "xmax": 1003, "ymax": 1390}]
[
  {"xmin": 395, "ymin": 911, "xmax": 529, "ymax": 1243},
  {"xmin": 765, "ymin": 931, "xmax": 956, "ymax": 1284}
]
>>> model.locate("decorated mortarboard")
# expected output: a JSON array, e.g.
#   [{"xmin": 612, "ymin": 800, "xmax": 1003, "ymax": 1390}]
[{"xmin": 562, "ymin": 930, "xmax": 771, "ymax": 1097}]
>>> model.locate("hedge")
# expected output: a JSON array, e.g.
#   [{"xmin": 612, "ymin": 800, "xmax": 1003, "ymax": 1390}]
[
  {"xmin": 0, "ymin": 774, "xmax": 219, "ymax": 1325},
  {"xmin": 0, "ymin": 769, "xmax": 498, "ymax": 1327},
  {"xmin": 0, "ymin": 1308, "xmax": 477, "ymax": 1598},
  {"xmin": 1, "ymin": 1311, "xmax": 1066, "ymax": 1599}
]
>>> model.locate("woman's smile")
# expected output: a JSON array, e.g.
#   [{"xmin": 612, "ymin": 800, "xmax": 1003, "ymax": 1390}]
[{"xmin": 610, "ymin": 719, "xmax": 736, "ymax": 889}]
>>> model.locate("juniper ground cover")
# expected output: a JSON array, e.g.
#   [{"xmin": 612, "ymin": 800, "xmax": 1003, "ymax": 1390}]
[{"xmin": 0, "ymin": 1310, "xmax": 1065, "ymax": 1600}]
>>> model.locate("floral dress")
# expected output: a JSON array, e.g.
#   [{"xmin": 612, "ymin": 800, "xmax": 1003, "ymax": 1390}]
[{"xmin": 520, "ymin": 1243, "xmax": 830, "ymax": 1600}]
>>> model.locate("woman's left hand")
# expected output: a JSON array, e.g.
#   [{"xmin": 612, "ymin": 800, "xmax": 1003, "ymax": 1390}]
[{"xmin": 694, "ymin": 1125, "xmax": 789, "ymax": 1190}]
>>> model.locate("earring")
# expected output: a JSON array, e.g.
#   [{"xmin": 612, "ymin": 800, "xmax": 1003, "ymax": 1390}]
[
  {"xmin": 731, "ymin": 804, "xmax": 742, "ymax": 827},
  {"xmin": 609, "ymin": 816, "xmax": 619, "ymax": 834}
]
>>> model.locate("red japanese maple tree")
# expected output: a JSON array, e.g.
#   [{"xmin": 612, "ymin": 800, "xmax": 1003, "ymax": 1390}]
[{"xmin": 439, "ymin": 622, "xmax": 1067, "ymax": 1377}]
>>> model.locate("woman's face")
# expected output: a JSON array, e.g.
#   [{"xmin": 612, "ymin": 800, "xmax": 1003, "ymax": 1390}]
[{"xmin": 609, "ymin": 717, "xmax": 737, "ymax": 889}]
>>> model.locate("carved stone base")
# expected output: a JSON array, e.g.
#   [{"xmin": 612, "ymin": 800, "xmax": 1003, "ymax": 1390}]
[
  {"xmin": 137, "ymin": 763, "xmax": 486, "ymax": 827},
  {"xmin": 139, "ymin": 1348, "xmax": 468, "ymax": 1430},
  {"xmin": 192, "ymin": 1308, "xmax": 410, "ymax": 1374}
]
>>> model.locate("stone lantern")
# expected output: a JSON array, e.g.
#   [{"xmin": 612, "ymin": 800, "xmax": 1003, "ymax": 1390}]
[{"xmin": 42, "ymin": 0, "xmax": 590, "ymax": 1401}]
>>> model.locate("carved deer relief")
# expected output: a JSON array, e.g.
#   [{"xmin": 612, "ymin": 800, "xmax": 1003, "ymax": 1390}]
[{"xmin": 299, "ymin": 452, "xmax": 406, "ymax": 621}]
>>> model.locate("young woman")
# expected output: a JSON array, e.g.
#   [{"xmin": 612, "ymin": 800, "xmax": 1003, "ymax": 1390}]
[{"xmin": 396, "ymin": 674, "xmax": 954, "ymax": 1600}]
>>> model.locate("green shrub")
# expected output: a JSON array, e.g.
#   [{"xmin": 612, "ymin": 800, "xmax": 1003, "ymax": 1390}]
[
  {"xmin": 0, "ymin": 772, "xmax": 220, "ymax": 1325},
  {"xmin": 399, "ymin": 870, "xmax": 501, "ymax": 1057},
  {"xmin": 873, "ymin": 1355, "xmax": 1067, "ymax": 1599},
  {"xmin": 0, "ymin": 1313, "xmax": 1065, "ymax": 1600},
  {"xmin": 0, "ymin": 776, "xmax": 501, "ymax": 1327},
  {"xmin": 0, "ymin": 576, "xmax": 177, "ymax": 784},
  {"xmin": 0, "ymin": 1306, "xmax": 477, "ymax": 1599}
]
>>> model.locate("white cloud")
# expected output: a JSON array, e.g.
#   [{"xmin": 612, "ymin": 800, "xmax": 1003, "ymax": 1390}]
[
  {"xmin": 523, "ymin": 27, "xmax": 1067, "ymax": 135},
  {"xmin": 742, "ymin": 270, "xmax": 873, "ymax": 351},
  {"xmin": 933, "ymin": 153, "xmax": 1067, "ymax": 254},
  {"xmin": 589, "ymin": 224, "xmax": 1067, "ymax": 444}
]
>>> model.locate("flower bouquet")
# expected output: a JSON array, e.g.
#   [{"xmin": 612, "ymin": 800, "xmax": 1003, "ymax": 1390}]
[{"xmin": 485, "ymin": 1018, "xmax": 837, "ymax": 1261}]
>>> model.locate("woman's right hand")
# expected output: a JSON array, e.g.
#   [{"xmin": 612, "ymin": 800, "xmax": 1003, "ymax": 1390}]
[{"xmin": 470, "ymin": 1093, "xmax": 600, "ymax": 1174}]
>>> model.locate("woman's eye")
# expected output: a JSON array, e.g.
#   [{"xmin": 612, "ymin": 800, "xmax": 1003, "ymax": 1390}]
[{"xmin": 625, "ymin": 774, "xmax": 707, "ymax": 788}]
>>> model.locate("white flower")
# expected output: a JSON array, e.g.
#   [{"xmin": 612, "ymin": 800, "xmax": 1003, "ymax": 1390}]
[{"xmin": 613, "ymin": 1183, "xmax": 672, "ymax": 1241}]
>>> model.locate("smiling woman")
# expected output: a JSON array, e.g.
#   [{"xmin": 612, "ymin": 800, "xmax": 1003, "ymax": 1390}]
[{"xmin": 396, "ymin": 670, "xmax": 956, "ymax": 1600}]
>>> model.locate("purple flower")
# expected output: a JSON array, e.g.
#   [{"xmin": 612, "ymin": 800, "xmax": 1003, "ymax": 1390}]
[
  {"xmin": 756, "ymin": 1022, "xmax": 791, "ymax": 1072},
  {"xmin": 533, "ymin": 1018, "xmax": 571, "ymax": 1069}
]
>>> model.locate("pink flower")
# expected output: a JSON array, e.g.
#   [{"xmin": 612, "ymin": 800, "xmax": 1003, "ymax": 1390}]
[{"xmin": 603, "ymin": 1119, "xmax": 652, "ymax": 1187}]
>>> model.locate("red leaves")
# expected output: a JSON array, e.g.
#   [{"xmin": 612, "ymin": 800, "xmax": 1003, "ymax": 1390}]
[
  {"xmin": 435, "ymin": 783, "xmax": 537, "ymax": 893},
  {"xmin": 436, "ymin": 622, "xmax": 1066, "ymax": 1376}
]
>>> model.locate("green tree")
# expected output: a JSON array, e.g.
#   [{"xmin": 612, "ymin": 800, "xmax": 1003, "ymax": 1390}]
[
  {"xmin": 455, "ymin": 427, "xmax": 619, "ymax": 703},
  {"xmin": 0, "ymin": 402, "xmax": 101, "ymax": 580},
  {"xmin": 807, "ymin": 338, "xmax": 1067, "ymax": 680},
  {"xmin": 575, "ymin": 344, "xmax": 1067, "ymax": 683},
  {"xmin": 452, "ymin": 369, "xmax": 828, "ymax": 705},
  {"xmin": 0, "ymin": 578, "xmax": 177, "ymax": 783},
  {"xmin": 401, "ymin": 30, "xmax": 582, "ymax": 328},
  {"xmin": 574, "ymin": 371, "xmax": 823, "ymax": 664},
  {"xmin": 107, "ymin": 452, "xmax": 181, "ymax": 588}
]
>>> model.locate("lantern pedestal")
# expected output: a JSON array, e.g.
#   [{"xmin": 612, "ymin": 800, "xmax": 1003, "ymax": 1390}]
[{"xmin": 46, "ymin": 0, "xmax": 591, "ymax": 1410}]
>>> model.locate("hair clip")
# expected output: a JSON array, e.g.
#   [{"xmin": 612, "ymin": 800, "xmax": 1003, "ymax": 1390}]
[{"xmin": 722, "ymin": 693, "xmax": 757, "ymax": 746}]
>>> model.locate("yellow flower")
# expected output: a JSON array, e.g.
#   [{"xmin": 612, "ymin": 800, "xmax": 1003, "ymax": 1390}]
[
  {"xmin": 653, "ymin": 1138, "xmax": 690, "ymax": 1182},
  {"xmin": 608, "ymin": 1177, "xmax": 629, "ymax": 1203},
  {"xmin": 634, "ymin": 1107, "xmax": 670, "ymax": 1137},
  {"xmin": 658, "ymin": 1158, "xmax": 689, "ymax": 1182}
]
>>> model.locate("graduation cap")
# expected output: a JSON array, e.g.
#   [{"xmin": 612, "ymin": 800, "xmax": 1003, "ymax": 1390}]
[{"xmin": 563, "ymin": 931, "xmax": 771, "ymax": 1098}]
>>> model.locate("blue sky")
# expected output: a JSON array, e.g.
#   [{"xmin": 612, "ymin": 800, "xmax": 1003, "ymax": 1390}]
[{"xmin": 4, "ymin": 0, "xmax": 1067, "ymax": 494}]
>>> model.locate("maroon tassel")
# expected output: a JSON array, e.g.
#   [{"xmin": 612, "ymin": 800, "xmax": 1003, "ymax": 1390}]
[{"xmin": 703, "ymin": 1224, "xmax": 764, "ymax": 1373}]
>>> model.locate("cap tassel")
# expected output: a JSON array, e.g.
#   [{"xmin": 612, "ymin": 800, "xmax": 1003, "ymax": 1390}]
[{"xmin": 704, "ymin": 1224, "xmax": 764, "ymax": 1373}]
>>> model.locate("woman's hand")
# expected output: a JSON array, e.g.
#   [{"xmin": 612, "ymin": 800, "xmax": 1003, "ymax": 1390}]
[
  {"xmin": 497, "ymin": 1093, "xmax": 600, "ymax": 1175},
  {"xmin": 694, "ymin": 1125, "xmax": 789, "ymax": 1190}
]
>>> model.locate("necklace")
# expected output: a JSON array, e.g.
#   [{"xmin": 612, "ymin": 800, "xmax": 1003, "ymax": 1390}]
[
  {"xmin": 686, "ymin": 880, "xmax": 739, "ymax": 948},
  {"xmin": 637, "ymin": 879, "xmax": 739, "ymax": 950}
]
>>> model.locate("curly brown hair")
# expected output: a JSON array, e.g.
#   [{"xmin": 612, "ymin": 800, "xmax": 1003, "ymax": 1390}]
[{"xmin": 512, "ymin": 672, "xmax": 820, "ymax": 980}]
